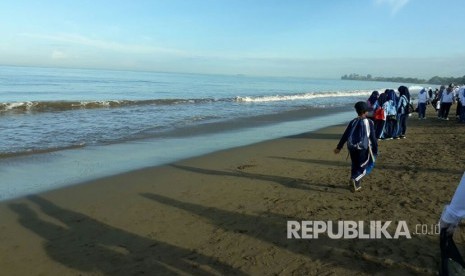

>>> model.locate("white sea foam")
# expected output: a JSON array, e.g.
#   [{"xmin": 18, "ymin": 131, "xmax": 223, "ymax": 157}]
[
  {"xmin": 408, "ymin": 85, "xmax": 424, "ymax": 92},
  {"xmin": 0, "ymin": 102, "xmax": 33, "ymax": 110},
  {"xmin": 6, "ymin": 102, "xmax": 27, "ymax": 109},
  {"xmin": 235, "ymin": 90, "xmax": 372, "ymax": 103}
]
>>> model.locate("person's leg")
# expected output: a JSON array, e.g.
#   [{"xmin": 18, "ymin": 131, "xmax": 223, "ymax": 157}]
[
  {"xmin": 393, "ymin": 116, "xmax": 401, "ymax": 139},
  {"xmin": 349, "ymin": 149, "xmax": 369, "ymax": 191},
  {"xmin": 439, "ymin": 103, "xmax": 445, "ymax": 119},
  {"xmin": 444, "ymin": 103, "xmax": 452, "ymax": 119},
  {"xmin": 400, "ymin": 114, "xmax": 407, "ymax": 136},
  {"xmin": 387, "ymin": 119, "xmax": 394, "ymax": 138},
  {"xmin": 384, "ymin": 119, "xmax": 392, "ymax": 138},
  {"xmin": 349, "ymin": 150, "xmax": 359, "ymax": 180},
  {"xmin": 420, "ymin": 103, "xmax": 426, "ymax": 118},
  {"xmin": 375, "ymin": 120, "xmax": 384, "ymax": 139},
  {"xmin": 461, "ymin": 104, "xmax": 465, "ymax": 122}
]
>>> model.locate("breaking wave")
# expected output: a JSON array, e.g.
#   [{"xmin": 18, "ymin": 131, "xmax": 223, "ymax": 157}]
[
  {"xmin": 235, "ymin": 90, "xmax": 372, "ymax": 102},
  {"xmin": 0, "ymin": 98, "xmax": 219, "ymax": 113},
  {"xmin": 0, "ymin": 90, "xmax": 372, "ymax": 114}
]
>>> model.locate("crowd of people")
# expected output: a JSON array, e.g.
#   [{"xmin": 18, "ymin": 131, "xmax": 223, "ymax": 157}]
[
  {"xmin": 366, "ymin": 83, "xmax": 465, "ymax": 141},
  {"xmin": 365, "ymin": 85, "xmax": 412, "ymax": 141},
  {"xmin": 335, "ymin": 85, "xmax": 465, "ymax": 273},
  {"xmin": 333, "ymin": 83, "xmax": 465, "ymax": 193},
  {"xmin": 429, "ymin": 84, "xmax": 465, "ymax": 122}
]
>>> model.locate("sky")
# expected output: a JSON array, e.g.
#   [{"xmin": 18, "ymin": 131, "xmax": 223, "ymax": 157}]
[{"xmin": 0, "ymin": 0, "xmax": 464, "ymax": 78}]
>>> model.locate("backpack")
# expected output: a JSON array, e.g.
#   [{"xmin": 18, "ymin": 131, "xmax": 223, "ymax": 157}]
[
  {"xmin": 347, "ymin": 118, "xmax": 369, "ymax": 151},
  {"xmin": 373, "ymin": 106, "xmax": 385, "ymax": 120}
]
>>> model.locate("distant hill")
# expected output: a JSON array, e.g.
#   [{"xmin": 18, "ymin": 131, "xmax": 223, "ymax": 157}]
[{"xmin": 341, "ymin": 73, "xmax": 465, "ymax": 85}]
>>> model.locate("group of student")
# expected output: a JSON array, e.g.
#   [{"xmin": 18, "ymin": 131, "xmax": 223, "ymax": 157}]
[
  {"xmin": 365, "ymin": 83, "xmax": 465, "ymax": 143},
  {"xmin": 333, "ymin": 84, "xmax": 465, "ymax": 193},
  {"xmin": 366, "ymin": 86, "xmax": 411, "ymax": 141},
  {"xmin": 333, "ymin": 85, "xmax": 411, "ymax": 192},
  {"xmin": 430, "ymin": 84, "xmax": 465, "ymax": 123},
  {"xmin": 416, "ymin": 84, "xmax": 465, "ymax": 122},
  {"xmin": 334, "ymin": 85, "xmax": 465, "ymax": 274}
]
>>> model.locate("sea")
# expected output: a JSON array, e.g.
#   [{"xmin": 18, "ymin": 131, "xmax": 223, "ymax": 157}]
[{"xmin": 0, "ymin": 65, "xmax": 423, "ymax": 200}]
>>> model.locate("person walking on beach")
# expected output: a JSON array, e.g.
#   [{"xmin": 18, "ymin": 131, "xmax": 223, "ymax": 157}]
[
  {"xmin": 334, "ymin": 101, "xmax": 378, "ymax": 192},
  {"xmin": 382, "ymin": 89, "xmax": 398, "ymax": 139},
  {"xmin": 455, "ymin": 85, "xmax": 462, "ymax": 120},
  {"xmin": 437, "ymin": 85, "xmax": 446, "ymax": 117},
  {"xmin": 417, "ymin": 87, "xmax": 429, "ymax": 119},
  {"xmin": 374, "ymin": 92, "xmax": 387, "ymax": 139},
  {"xmin": 432, "ymin": 88, "xmax": 440, "ymax": 112},
  {"xmin": 395, "ymin": 86, "xmax": 410, "ymax": 139},
  {"xmin": 439, "ymin": 84, "xmax": 455, "ymax": 120},
  {"xmin": 439, "ymin": 172, "xmax": 465, "ymax": 275},
  {"xmin": 366, "ymin": 90, "xmax": 379, "ymax": 120},
  {"xmin": 459, "ymin": 86, "xmax": 465, "ymax": 123}
]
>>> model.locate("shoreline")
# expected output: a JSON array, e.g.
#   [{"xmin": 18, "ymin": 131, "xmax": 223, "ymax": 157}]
[
  {"xmin": 1, "ymin": 109, "xmax": 464, "ymax": 274},
  {"xmin": 0, "ymin": 107, "xmax": 355, "ymax": 201},
  {"xmin": 0, "ymin": 104, "xmax": 354, "ymax": 159}
]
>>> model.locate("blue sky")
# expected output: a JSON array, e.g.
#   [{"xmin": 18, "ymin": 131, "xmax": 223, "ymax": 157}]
[{"xmin": 1, "ymin": 0, "xmax": 464, "ymax": 78}]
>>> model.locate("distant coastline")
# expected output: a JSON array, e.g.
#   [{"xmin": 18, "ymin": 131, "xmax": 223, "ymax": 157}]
[{"xmin": 341, "ymin": 73, "xmax": 465, "ymax": 85}]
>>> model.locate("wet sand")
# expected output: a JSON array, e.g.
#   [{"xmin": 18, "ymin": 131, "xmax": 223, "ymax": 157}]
[{"xmin": 1, "ymin": 109, "xmax": 464, "ymax": 275}]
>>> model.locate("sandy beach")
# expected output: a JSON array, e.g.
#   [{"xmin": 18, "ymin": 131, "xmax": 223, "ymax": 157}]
[{"xmin": 1, "ymin": 109, "xmax": 464, "ymax": 275}]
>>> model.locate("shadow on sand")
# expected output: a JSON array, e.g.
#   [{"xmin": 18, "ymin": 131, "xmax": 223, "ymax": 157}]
[
  {"xmin": 9, "ymin": 195, "xmax": 245, "ymax": 276},
  {"xmin": 170, "ymin": 164, "xmax": 346, "ymax": 194},
  {"xmin": 141, "ymin": 192, "xmax": 438, "ymax": 275}
]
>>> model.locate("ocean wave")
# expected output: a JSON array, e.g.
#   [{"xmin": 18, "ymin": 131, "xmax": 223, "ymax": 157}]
[
  {"xmin": 0, "ymin": 98, "xmax": 218, "ymax": 114},
  {"xmin": 235, "ymin": 90, "xmax": 372, "ymax": 103},
  {"xmin": 0, "ymin": 90, "xmax": 374, "ymax": 114},
  {"xmin": 0, "ymin": 143, "xmax": 86, "ymax": 159}
]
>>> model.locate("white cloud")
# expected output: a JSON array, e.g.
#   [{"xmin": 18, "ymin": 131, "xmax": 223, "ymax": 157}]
[{"xmin": 375, "ymin": 0, "xmax": 410, "ymax": 15}]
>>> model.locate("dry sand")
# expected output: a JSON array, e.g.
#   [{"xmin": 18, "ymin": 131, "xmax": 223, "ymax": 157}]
[{"xmin": 1, "ymin": 109, "xmax": 464, "ymax": 275}]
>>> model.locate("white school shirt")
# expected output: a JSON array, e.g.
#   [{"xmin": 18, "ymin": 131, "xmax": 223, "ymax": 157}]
[
  {"xmin": 418, "ymin": 91, "xmax": 429, "ymax": 103},
  {"xmin": 441, "ymin": 91, "xmax": 455, "ymax": 103},
  {"xmin": 459, "ymin": 87, "xmax": 465, "ymax": 104},
  {"xmin": 441, "ymin": 172, "xmax": 465, "ymax": 225}
]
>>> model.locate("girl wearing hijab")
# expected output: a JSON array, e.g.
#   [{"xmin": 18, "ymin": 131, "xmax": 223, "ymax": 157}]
[
  {"xmin": 366, "ymin": 90, "xmax": 379, "ymax": 119},
  {"xmin": 374, "ymin": 92, "xmax": 387, "ymax": 139},
  {"xmin": 382, "ymin": 89, "xmax": 398, "ymax": 139},
  {"xmin": 437, "ymin": 85, "xmax": 446, "ymax": 118},
  {"xmin": 396, "ymin": 86, "xmax": 410, "ymax": 138}
]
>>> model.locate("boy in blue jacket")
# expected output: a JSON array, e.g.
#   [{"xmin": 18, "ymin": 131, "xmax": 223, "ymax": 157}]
[{"xmin": 334, "ymin": 101, "xmax": 378, "ymax": 192}]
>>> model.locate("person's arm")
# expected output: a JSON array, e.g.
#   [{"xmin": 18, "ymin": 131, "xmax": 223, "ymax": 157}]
[
  {"xmin": 369, "ymin": 120, "xmax": 378, "ymax": 156},
  {"xmin": 334, "ymin": 121, "xmax": 352, "ymax": 154},
  {"xmin": 440, "ymin": 172, "xmax": 465, "ymax": 234},
  {"xmin": 401, "ymin": 96, "xmax": 407, "ymax": 112}
]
